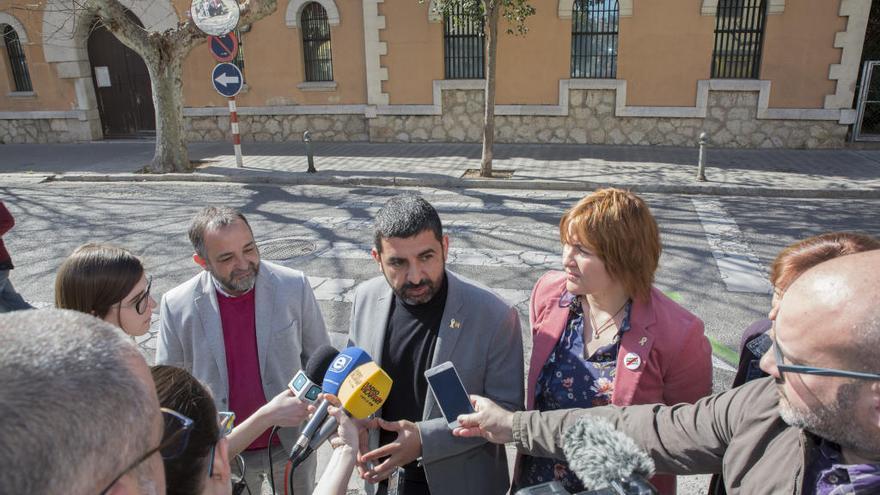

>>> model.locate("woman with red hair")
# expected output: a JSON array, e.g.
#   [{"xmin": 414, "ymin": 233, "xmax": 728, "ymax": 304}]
[{"xmin": 517, "ymin": 188, "xmax": 713, "ymax": 495}]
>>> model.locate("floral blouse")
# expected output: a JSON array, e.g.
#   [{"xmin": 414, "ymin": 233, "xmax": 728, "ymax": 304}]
[{"xmin": 517, "ymin": 293, "xmax": 632, "ymax": 493}]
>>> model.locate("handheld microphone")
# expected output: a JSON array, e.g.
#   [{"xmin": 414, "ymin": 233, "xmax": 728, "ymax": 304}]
[
  {"xmin": 563, "ymin": 416, "xmax": 656, "ymax": 495},
  {"xmin": 288, "ymin": 345, "xmax": 338, "ymax": 404},
  {"xmin": 288, "ymin": 347, "xmax": 373, "ymax": 461},
  {"xmin": 299, "ymin": 360, "xmax": 393, "ymax": 460}
]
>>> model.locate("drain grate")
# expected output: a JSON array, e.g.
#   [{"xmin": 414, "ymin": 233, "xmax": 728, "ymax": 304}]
[{"xmin": 256, "ymin": 238, "xmax": 318, "ymax": 260}]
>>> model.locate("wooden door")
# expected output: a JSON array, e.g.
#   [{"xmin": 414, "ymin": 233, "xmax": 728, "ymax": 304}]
[{"xmin": 87, "ymin": 16, "xmax": 156, "ymax": 138}]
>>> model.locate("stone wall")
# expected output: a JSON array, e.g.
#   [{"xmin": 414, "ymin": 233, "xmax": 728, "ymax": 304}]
[
  {"xmin": 0, "ymin": 117, "xmax": 97, "ymax": 144},
  {"xmin": 184, "ymin": 114, "xmax": 369, "ymax": 142},
  {"xmin": 1, "ymin": 91, "xmax": 848, "ymax": 147},
  {"xmin": 368, "ymin": 89, "xmax": 848, "ymax": 148}
]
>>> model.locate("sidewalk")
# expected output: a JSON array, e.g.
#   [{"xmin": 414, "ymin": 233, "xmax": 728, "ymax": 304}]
[{"xmin": 2, "ymin": 140, "xmax": 880, "ymax": 198}]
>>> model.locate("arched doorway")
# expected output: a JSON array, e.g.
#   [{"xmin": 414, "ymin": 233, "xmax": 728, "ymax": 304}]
[{"xmin": 87, "ymin": 13, "xmax": 155, "ymax": 138}]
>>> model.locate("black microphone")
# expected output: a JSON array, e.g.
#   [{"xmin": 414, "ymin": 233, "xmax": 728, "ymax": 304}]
[
  {"xmin": 289, "ymin": 347, "xmax": 373, "ymax": 462},
  {"xmin": 563, "ymin": 416, "xmax": 657, "ymax": 495},
  {"xmin": 288, "ymin": 345, "xmax": 339, "ymax": 404}
]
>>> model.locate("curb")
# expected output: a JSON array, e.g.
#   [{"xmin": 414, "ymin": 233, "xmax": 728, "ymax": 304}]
[{"xmin": 3, "ymin": 172, "xmax": 879, "ymax": 199}]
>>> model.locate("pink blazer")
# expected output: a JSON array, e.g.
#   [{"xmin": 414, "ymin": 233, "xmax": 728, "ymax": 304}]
[{"xmin": 524, "ymin": 271, "xmax": 713, "ymax": 494}]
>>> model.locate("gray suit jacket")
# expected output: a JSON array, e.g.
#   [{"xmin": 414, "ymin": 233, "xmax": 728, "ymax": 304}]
[
  {"xmin": 349, "ymin": 269, "xmax": 524, "ymax": 495},
  {"xmin": 156, "ymin": 261, "xmax": 330, "ymax": 491}
]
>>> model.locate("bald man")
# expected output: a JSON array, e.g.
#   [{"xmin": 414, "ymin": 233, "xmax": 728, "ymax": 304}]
[{"xmin": 452, "ymin": 249, "xmax": 880, "ymax": 495}]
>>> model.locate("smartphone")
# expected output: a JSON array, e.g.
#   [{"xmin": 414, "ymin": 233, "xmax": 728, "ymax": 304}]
[{"xmin": 424, "ymin": 361, "xmax": 474, "ymax": 429}]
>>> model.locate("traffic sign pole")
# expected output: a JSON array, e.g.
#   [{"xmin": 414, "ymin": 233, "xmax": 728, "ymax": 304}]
[{"xmin": 228, "ymin": 97, "xmax": 243, "ymax": 168}]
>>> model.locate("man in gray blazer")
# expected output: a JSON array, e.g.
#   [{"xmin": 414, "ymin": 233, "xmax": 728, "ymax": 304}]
[
  {"xmin": 157, "ymin": 206, "xmax": 330, "ymax": 495},
  {"xmin": 349, "ymin": 194, "xmax": 524, "ymax": 495}
]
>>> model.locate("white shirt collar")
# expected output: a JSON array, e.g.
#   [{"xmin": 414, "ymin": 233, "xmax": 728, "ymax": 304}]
[{"xmin": 210, "ymin": 274, "xmax": 254, "ymax": 298}]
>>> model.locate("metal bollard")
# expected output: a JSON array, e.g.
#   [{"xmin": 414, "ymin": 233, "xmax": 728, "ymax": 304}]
[
  {"xmin": 696, "ymin": 132, "xmax": 708, "ymax": 182},
  {"xmin": 304, "ymin": 130, "xmax": 316, "ymax": 173}
]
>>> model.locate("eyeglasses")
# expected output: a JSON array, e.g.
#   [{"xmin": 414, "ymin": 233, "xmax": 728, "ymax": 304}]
[
  {"xmin": 772, "ymin": 333, "xmax": 880, "ymax": 381},
  {"xmin": 208, "ymin": 411, "xmax": 236, "ymax": 477},
  {"xmin": 98, "ymin": 408, "xmax": 194, "ymax": 495},
  {"xmin": 125, "ymin": 275, "xmax": 153, "ymax": 315}
]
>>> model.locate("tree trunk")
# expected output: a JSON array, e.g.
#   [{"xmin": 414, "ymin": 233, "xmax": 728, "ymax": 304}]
[
  {"xmin": 480, "ymin": 1, "xmax": 499, "ymax": 178},
  {"xmin": 147, "ymin": 56, "xmax": 191, "ymax": 173}
]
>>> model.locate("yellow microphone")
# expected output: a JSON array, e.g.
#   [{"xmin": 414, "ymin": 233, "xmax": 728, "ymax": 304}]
[
  {"xmin": 293, "ymin": 360, "xmax": 394, "ymax": 468},
  {"xmin": 337, "ymin": 361, "xmax": 393, "ymax": 419}
]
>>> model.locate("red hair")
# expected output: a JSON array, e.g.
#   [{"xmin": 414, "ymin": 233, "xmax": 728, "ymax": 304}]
[{"xmin": 559, "ymin": 188, "xmax": 660, "ymax": 301}]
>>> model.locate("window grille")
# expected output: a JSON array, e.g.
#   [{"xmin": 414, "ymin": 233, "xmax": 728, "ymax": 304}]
[
  {"xmin": 232, "ymin": 28, "xmax": 245, "ymax": 82},
  {"xmin": 571, "ymin": 0, "xmax": 618, "ymax": 79},
  {"xmin": 711, "ymin": 0, "xmax": 768, "ymax": 79},
  {"xmin": 443, "ymin": 4, "xmax": 484, "ymax": 79},
  {"xmin": 301, "ymin": 2, "xmax": 333, "ymax": 82},
  {"xmin": 3, "ymin": 25, "xmax": 32, "ymax": 92}
]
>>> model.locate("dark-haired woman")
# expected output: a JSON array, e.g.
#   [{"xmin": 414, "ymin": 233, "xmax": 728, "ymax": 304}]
[{"xmin": 55, "ymin": 243, "xmax": 155, "ymax": 336}]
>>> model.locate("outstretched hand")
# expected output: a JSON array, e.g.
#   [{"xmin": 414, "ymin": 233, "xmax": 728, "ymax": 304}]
[
  {"xmin": 261, "ymin": 388, "xmax": 309, "ymax": 427},
  {"xmin": 452, "ymin": 394, "xmax": 515, "ymax": 445},
  {"xmin": 358, "ymin": 419, "xmax": 422, "ymax": 484},
  {"xmin": 308, "ymin": 394, "xmax": 359, "ymax": 452}
]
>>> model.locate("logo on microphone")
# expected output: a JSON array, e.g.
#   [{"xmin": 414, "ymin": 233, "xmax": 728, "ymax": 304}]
[{"xmin": 330, "ymin": 355, "xmax": 352, "ymax": 372}]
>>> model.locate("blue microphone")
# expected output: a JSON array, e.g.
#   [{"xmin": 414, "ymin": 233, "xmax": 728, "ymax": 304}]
[
  {"xmin": 321, "ymin": 346, "xmax": 373, "ymax": 395},
  {"xmin": 289, "ymin": 347, "xmax": 374, "ymax": 460}
]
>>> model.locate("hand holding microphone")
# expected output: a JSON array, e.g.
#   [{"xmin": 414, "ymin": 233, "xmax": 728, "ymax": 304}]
[{"xmin": 290, "ymin": 347, "xmax": 392, "ymax": 467}]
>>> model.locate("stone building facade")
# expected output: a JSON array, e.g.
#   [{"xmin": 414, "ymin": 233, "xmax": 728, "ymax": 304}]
[{"xmin": 0, "ymin": 0, "xmax": 871, "ymax": 148}]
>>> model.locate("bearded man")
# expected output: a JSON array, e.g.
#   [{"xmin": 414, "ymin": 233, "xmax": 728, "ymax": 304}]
[
  {"xmin": 454, "ymin": 249, "xmax": 880, "ymax": 495},
  {"xmin": 158, "ymin": 206, "xmax": 330, "ymax": 494},
  {"xmin": 348, "ymin": 193, "xmax": 524, "ymax": 495}
]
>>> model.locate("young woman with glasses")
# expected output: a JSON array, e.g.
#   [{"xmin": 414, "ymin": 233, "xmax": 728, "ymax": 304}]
[
  {"xmin": 152, "ymin": 365, "xmax": 235, "ymax": 495},
  {"xmin": 151, "ymin": 365, "xmax": 361, "ymax": 495},
  {"xmin": 55, "ymin": 243, "xmax": 156, "ymax": 336}
]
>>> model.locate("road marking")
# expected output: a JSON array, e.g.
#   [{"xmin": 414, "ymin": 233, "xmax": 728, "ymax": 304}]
[
  {"xmin": 691, "ymin": 198, "xmax": 772, "ymax": 294},
  {"xmin": 712, "ymin": 355, "xmax": 737, "ymax": 373}
]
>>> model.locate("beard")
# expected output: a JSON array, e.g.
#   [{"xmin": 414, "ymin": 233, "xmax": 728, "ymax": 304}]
[
  {"xmin": 211, "ymin": 262, "xmax": 259, "ymax": 294},
  {"xmin": 385, "ymin": 261, "xmax": 445, "ymax": 305},
  {"xmin": 777, "ymin": 380, "xmax": 877, "ymax": 454},
  {"xmin": 394, "ymin": 277, "xmax": 441, "ymax": 305}
]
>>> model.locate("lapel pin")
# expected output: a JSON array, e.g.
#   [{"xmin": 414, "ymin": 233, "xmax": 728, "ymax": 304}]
[
  {"xmin": 449, "ymin": 318, "xmax": 461, "ymax": 329},
  {"xmin": 623, "ymin": 352, "xmax": 642, "ymax": 371},
  {"xmin": 639, "ymin": 337, "xmax": 648, "ymax": 346}
]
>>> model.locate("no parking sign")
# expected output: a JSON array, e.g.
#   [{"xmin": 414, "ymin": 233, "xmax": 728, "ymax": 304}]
[{"xmin": 208, "ymin": 32, "xmax": 238, "ymax": 62}]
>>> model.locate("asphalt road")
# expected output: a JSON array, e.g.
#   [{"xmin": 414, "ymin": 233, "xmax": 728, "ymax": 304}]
[{"xmin": 3, "ymin": 182, "xmax": 879, "ymax": 493}]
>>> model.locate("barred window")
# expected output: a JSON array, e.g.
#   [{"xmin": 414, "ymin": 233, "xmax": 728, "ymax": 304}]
[
  {"xmin": 571, "ymin": 0, "xmax": 618, "ymax": 79},
  {"xmin": 232, "ymin": 28, "xmax": 245, "ymax": 83},
  {"xmin": 3, "ymin": 25, "xmax": 32, "ymax": 92},
  {"xmin": 711, "ymin": 0, "xmax": 768, "ymax": 79},
  {"xmin": 301, "ymin": 2, "xmax": 333, "ymax": 82},
  {"xmin": 443, "ymin": 4, "xmax": 484, "ymax": 79}
]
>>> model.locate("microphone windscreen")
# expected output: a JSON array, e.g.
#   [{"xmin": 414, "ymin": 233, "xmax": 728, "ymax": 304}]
[
  {"xmin": 562, "ymin": 415, "xmax": 655, "ymax": 491},
  {"xmin": 304, "ymin": 345, "xmax": 340, "ymax": 383},
  {"xmin": 337, "ymin": 361, "xmax": 393, "ymax": 418},
  {"xmin": 322, "ymin": 347, "xmax": 373, "ymax": 395}
]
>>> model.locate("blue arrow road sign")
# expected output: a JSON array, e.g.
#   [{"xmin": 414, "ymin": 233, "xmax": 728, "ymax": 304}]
[
  {"xmin": 209, "ymin": 32, "xmax": 238, "ymax": 62},
  {"xmin": 212, "ymin": 63, "xmax": 243, "ymax": 97}
]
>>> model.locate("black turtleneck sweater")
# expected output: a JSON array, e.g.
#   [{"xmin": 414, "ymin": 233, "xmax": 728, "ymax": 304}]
[{"xmin": 379, "ymin": 273, "xmax": 449, "ymax": 492}]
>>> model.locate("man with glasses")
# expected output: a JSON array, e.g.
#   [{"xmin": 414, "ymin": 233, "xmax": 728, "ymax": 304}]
[
  {"xmin": 450, "ymin": 249, "xmax": 880, "ymax": 495},
  {"xmin": 158, "ymin": 206, "xmax": 330, "ymax": 494},
  {"xmin": 0, "ymin": 309, "xmax": 186, "ymax": 495}
]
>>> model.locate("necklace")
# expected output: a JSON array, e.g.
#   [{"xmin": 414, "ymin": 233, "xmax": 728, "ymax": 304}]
[{"xmin": 588, "ymin": 300, "xmax": 629, "ymax": 340}]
